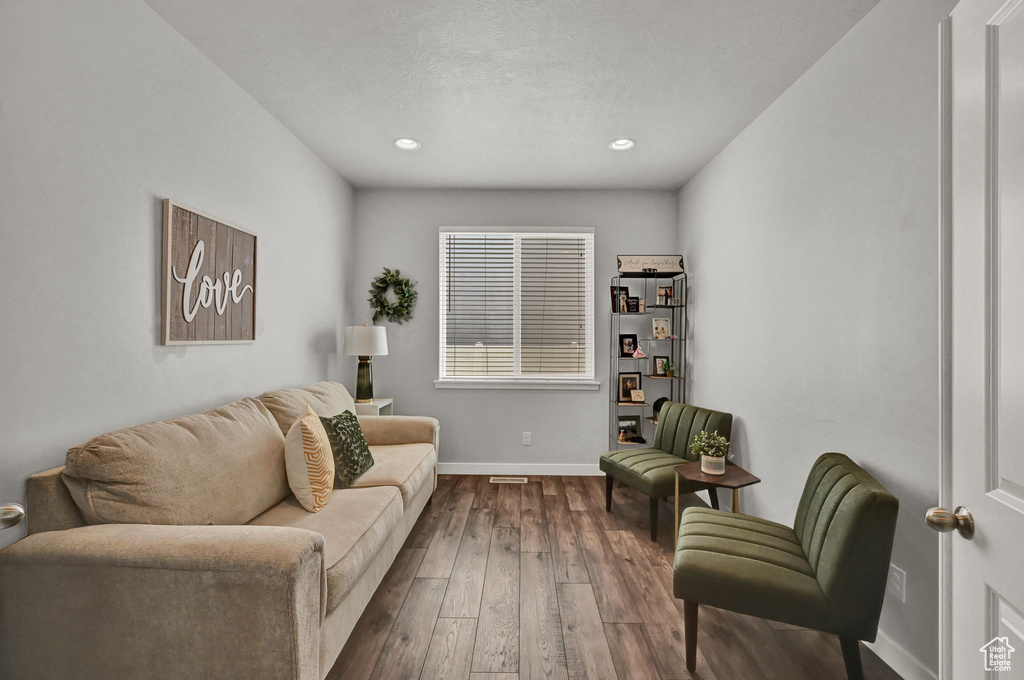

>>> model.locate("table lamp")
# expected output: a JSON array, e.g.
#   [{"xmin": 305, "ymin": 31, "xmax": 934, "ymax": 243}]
[{"xmin": 344, "ymin": 324, "xmax": 388, "ymax": 403}]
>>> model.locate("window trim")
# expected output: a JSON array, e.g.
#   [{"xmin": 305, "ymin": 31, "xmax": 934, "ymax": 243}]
[
  {"xmin": 437, "ymin": 226, "xmax": 597, "ymax": 390},
  {"xmin": 433, "ymin": 378, "xmax": 601, "ymax": 390}
]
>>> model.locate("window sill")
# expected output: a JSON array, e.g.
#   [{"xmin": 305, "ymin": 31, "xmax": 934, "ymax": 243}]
[{"xmin": 434, "ymin": 379, "xmax": 601, "ymax": 391}]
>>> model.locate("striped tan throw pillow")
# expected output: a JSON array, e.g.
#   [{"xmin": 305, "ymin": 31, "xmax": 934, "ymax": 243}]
[{"xmin": 284, "ymin": 405, "xmax": 335, "ymax": 512}]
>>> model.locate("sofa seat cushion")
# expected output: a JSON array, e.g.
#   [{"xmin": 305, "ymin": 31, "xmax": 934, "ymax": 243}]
[
  {"xmin": 350, "ymin": 443, "xmax": 436, "ymax": 505},
  {"xmin": 600, "ymin": 448, "xmax": 707, "ymax": 499},
  {"xmin": 673, "ymin": 507, "xmax": 834, "ymax": 633},
  {"xmin": 258, "ymin": 382, "xmax": 357, "ymax": 437},
  {"xmin": 248, "ymin": 485, "xmax": 402, "ymax": 614},
  {"xmin": 63, "ymin": 398, "xmax": 289, "ymax": 526}
]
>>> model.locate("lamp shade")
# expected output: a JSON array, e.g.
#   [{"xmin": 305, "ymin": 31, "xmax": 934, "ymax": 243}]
[{"xmin": 343, "ymin": 325, "xmax": 388, "ymax": 356}]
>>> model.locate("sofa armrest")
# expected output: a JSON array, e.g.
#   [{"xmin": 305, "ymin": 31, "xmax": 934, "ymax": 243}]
[
  {"xmin": 26, "ymin": 465, "xmax": 86, "ymax": 534},
  {"xmin": 358, "ymin": 415, "xmax": 439, "ymax": 451},
  {"xmin": 0, "ymin": 524, "xmax": 326, "ymax": 680}
]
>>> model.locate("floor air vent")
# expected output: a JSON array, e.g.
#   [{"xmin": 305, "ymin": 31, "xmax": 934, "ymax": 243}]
[{"xmin": 489, "ymin": 476, "xmax": 528, "ymax": 484}]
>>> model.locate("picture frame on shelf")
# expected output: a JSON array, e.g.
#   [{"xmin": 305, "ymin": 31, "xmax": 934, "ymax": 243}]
[
  {"xmin": 619, "ymin": 289, "xmax": 629, "ymax": 313},
  {"xmin": 656, "ymin": 285, "xmax": 673, "ymax": 306},
  {"xmin": 618, "ymin": 415, "xmax": 644, "ymax": 443},
  {"xmin": 610, "ymin": 286, "xmax": 629, "ymax": 312},
  {"xmin": 619, "ymin": 334, "xmax": 639, "ymax": 357},
  {"xmin": 626, "ymin": 297, "xmax": 640, "ymax": 313},
  {"xmin": 618, "ymin": 372, "xmax": 642, "ymax": 402},
  {"xmin": 652, "ymin": 317, "xmax": 671, "ymax": 339},
  {"xmin": 618, "ymin": 415, "xmax": 640, "ymax": 436},
  {"xmin": 654, "ymin": 355, "xmax": 670, "ymax": 376}
]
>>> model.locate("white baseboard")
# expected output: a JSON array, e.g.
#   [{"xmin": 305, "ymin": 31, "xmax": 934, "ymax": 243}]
[
  {"xmin": 866, "ymin": 630, "xmax": 937, "ymax": 680},
  {"xmin": 437, "ymin": 462, "xmax": 602, "ymax": 476}
]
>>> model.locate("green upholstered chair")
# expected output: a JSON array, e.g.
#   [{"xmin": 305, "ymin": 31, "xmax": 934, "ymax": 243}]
[
  {"xmin": 600, "ymin": 401, "xmax": 733, "ymax": 542},
  {"xmin": 673, "ymin": 452, "xmax": 899, "ymax": 680}
]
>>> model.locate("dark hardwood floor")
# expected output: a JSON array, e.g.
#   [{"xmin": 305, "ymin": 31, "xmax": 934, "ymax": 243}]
[{"xmin": 327, "ymin": 475, "xmax": 903, "ymax": 680}]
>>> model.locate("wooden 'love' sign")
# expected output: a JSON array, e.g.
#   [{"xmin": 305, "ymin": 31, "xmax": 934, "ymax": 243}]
[{"xmin": 162, "ymin": 200, "xmax": 257, "ymax": 345}]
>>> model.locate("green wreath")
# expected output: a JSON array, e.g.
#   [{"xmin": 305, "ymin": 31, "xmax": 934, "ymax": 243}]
[{"xmin": 368, "ymin": 268, "xmax": 417, "ymax": 324}]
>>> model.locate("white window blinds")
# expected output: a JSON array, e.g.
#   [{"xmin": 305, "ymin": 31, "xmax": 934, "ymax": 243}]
[{"xmin": 439, "ymin": 229, "xmax": 595, "ymax": 385}]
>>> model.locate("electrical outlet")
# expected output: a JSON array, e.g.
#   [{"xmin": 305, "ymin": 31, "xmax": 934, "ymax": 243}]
[
  {"xmin": 522, "ymin": 432, "xmax": 532, "ymax": 446},
  {"xmin": 887, "ymin": 564, "xmax": 906, "ymax": 604}
]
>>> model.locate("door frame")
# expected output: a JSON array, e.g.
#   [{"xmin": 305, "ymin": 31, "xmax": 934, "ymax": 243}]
[{"xmin": 937, "ymin": 13, "xmax": 954, "ymax": 680}]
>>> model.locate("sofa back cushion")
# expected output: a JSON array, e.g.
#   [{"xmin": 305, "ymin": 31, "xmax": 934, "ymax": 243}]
[
  {"xmin": 258, "ymin": 381, "xmax": 356, "ymax": 436},
  {"xmin": 653, "ymin": 402, "xmax": 733, "ymax": 461},
  {"xmin": 62, "ymin": 398, "xmax": 289, "ymax": 526}
]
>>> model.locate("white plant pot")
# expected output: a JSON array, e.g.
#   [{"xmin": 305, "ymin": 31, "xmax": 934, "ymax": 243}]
[{"xmin": 701, "ymin": 455, "xmax": 726, "ymax": 475}]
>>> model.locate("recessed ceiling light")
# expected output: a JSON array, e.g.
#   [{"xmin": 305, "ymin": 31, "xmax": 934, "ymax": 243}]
[
  {"xmin": 394, "ymin": 138, "xmax": 421, "ymax": 150},
  {"xmin": 609, "ymin": 138, "xmax": 636, "ymax": 151}
]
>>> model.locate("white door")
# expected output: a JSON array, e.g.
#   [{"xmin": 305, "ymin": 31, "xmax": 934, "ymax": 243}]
[{"xmin": 943, "ymin": 0, "xmax": 1024, "ymax": 677}]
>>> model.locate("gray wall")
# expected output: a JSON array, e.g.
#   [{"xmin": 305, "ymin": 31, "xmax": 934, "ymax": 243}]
[
  {"xmin": 676, "ymin": 0, "xmax": 954, "ymax": 675},
  {"xmin": 0, "ymin": 0, "xmax": 354, "ymax": 548},
  {"xmin": 351, "ymin": 189, "xmax": 678, "ymax": 472}
]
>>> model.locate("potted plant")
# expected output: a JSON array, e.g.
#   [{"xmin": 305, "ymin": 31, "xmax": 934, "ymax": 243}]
[
  {"xmin": 691, "ymin": 430, "xmax": 729, "ymax": 475},
  {"xmin": 664, "ymin": 359, "xmax": 674, "ymax": 378}
]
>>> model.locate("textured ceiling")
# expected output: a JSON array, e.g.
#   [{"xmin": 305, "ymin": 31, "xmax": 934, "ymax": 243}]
[{"xmin": 145, "ymin": 0, "xmax": 879, "ymax": 189}]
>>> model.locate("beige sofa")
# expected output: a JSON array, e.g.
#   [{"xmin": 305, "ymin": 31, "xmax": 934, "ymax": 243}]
[{"xmin": 0, "ymin": 381, "xmax": 438, "ymax": 680}]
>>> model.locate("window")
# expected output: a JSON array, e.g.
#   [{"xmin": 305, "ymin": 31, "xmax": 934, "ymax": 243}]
[{"xmin": 437, "ymin": 228, "xmax": 597, "ymax": 389}]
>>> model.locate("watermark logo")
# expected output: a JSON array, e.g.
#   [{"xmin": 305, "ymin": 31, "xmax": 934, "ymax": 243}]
[{"xmin": 980, "ymin": 636, "xmax": 1015, "ymax": 672}]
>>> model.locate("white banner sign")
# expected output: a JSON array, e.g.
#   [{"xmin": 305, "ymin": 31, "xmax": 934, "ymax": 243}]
[{"xmin": 616, "ymin": 254, "xmax": 684, "ymax": 274}]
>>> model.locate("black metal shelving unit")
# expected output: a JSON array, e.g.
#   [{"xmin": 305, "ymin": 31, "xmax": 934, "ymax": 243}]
[{"xmin": 608, "ymin": 271, "xmax": 688, "ymax": 451}]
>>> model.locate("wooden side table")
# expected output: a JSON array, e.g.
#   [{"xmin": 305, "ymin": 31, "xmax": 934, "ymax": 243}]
[
  {"xmin": 354, "ymin": 397, "xmax": 394, "ymax": 416},
  {"xmin": 674, "ymin": 461, "xmax": 761, "ymax": 538}
]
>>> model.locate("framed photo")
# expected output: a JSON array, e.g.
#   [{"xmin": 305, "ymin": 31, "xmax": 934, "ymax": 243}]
[
  {"xmin": 619, "ymin": 334, "xmax": 639, "ymax": 357},
  {"xmin": 652, "ymin": 317, "xmax": 671, "ymax": 340},
  {"xmin": 609, "ymin": 286, "xmax": 629, "ymax": 312},
  {"xmin": 657, "ymin": 285, "xmax": 674, "ymax": 306},
  {"xmin": 618, "ymin": 415, "xmax": 642, "ymax": 441},
  {"xmin": 626, "ymin": 297, "xmax": 640, "ymax": 313},
  {"xmin": 654, "ymin": 355, "xmax": 670, "ymax": 375},
  {"xmin": 617, "ymin": 372, "xmax": 642, "ymax": 402},
  {"xmin": 619, "ymin": 289, "xmax": 629, "ymax": 313}
]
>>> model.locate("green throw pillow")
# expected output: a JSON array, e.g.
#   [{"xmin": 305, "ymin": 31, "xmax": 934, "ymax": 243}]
[{"xmin": 320, "ymin": 411, "xmax": 375, "ymax": 488}]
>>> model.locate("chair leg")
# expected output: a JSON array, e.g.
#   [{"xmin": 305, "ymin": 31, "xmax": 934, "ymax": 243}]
[
  {"xmin": 605, "ymin": 474, "xmax": 613, "ymax": 512},
  {"xmin": 708, "ymin": 488, "xmax": 720, "ymax": 510},
  {"xmin": 650, "ymin": 497, "xmax": 659, "ymax": 542},
  {"xmin": 684, "ymin": 601, "xmax": 698, "ymax": 672},
  {"xmin": 839, "ymin": 637, "xmax": 864, "ymax": 680}
]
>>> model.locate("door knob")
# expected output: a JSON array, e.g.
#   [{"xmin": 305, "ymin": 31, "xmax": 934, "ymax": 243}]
[
  {"xmin": 0, "ymin": 503, "xmax": 25, "ymax": 529},
  {"xmin": 925, "ymin": 505, "xmax": 974, "ymax": 539}
]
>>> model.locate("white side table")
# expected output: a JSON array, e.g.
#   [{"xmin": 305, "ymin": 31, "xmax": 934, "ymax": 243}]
[{"xmin": 354, "ymin": 398, "xmax": 394, "ymax": 416}]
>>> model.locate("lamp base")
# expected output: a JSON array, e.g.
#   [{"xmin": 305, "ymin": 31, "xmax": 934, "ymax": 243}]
[{"xmin": 355, "ymin": 355, "xmax": 374, "ymax": 403}]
